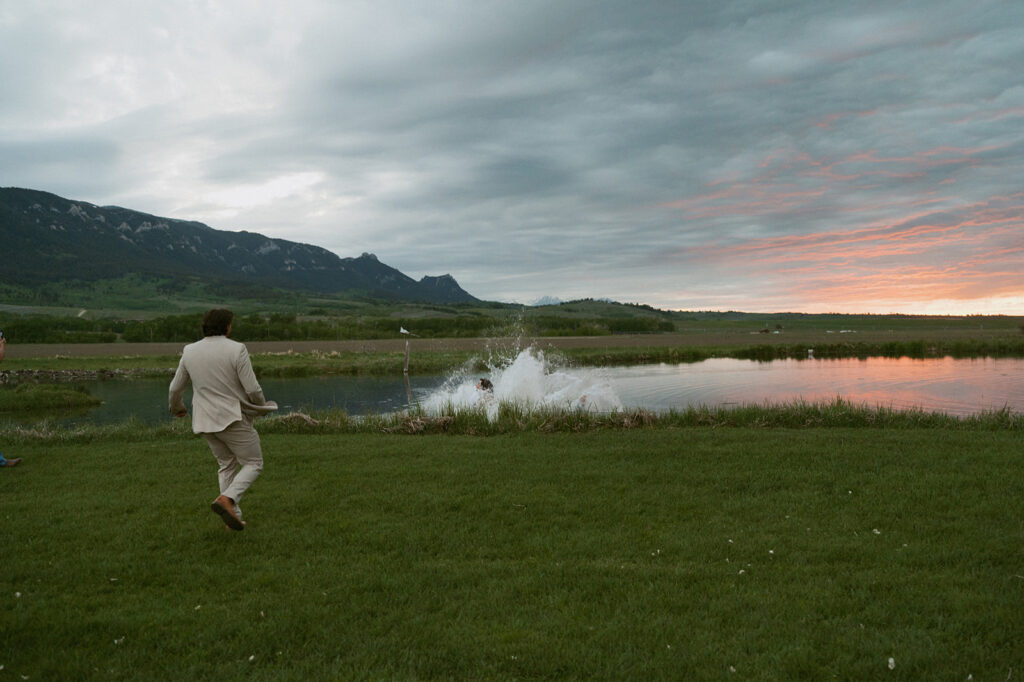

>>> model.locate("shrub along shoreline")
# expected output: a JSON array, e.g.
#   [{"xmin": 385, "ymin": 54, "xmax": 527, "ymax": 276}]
[{"xmin": 1, "ymin": 398, "xmax": 1021, "ymax": 445}]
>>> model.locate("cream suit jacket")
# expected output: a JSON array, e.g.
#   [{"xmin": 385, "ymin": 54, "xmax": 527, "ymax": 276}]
[{"xmin": 168, "ymin": 335, "xmax": 277, "ymax": 434}]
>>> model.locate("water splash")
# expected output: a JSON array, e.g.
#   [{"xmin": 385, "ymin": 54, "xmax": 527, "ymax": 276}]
[{"xmin": 420, "ymin": 345, "xmax": 623, "ymax": 420}]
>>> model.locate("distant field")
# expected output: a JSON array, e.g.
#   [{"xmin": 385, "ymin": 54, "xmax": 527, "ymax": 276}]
[{"xmin": 4, "ymin": 326, "xmax": 1022, "ymax": 359}]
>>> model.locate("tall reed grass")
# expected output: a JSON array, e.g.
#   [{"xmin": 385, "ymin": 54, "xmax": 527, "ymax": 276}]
[{"xmin": 2, "ymin": 399, "xmax": 1018, "ymax": 445}]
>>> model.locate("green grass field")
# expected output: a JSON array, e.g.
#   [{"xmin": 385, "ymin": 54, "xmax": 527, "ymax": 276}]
[{"xmin": 2, "ymin": 426, "xmax": 1021, "ymax": 680}]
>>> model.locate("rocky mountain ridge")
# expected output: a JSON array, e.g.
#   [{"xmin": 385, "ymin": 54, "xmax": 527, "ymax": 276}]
[{"xmin": 0, "ymin": 187, "xmax": 477, "ymax": 304}]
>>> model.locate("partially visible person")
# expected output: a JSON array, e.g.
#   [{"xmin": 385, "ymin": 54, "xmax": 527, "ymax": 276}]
[
  {"xmin": 476, "ymin": 377, "xmax": 495, "ymax": 405},
  {"xmin": 169, "ymin": 309, "xmax": 276, "ymax": 530},
  {"xmin": 0, "ymin": 333, "xmax": 22, "ymax": 468}
]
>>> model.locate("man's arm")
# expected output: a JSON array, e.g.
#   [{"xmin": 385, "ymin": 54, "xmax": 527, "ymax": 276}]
[
  {"xmin": 234, "ymin": 345, "xmax": 267, "ymax": 405},
  {"xmin": 168, "ymin": 358, "xmax": 190, "ymax": 417}
]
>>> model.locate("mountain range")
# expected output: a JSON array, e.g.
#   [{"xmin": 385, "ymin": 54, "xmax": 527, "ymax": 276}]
[{"xmin": 0, "ymin": 187, "xmax": 478, "ymax": 304}]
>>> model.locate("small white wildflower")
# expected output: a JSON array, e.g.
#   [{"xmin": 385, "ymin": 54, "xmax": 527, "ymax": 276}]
[
  {"xmin": 194, "ymin": 605, "xmax": 201, "ymax": 610},
  {"xmin": 249, "ymin": 655, "xmax": 255, "ymax": 662},
  {"xmin": 769, "ymin": 550, "xmax": 774, "ymax": 555},
  {"xmin": 109, "ymin": 578, "xmax": 118, "ymax": 583},
  {"xmin": 114, "ymin": 637, "xmax": 125, "ymax": 645},
  {"xmin": 873, "ymin": 529, "xmax": 881, "ymax": 535},
  {"xmin": 728, "ymin": 539, "xmax": 733, "ymax": 544},
  {"xmin": 738, "ymin": 569, "xmax": 745, "ymax": 575},
  {"xmin": 729, "ymin": 666, "xmax": 736, "ymax": 673},
  {"xmin": 260, "ymin": 611, "xmax": 265, "ymax": 617},
  {"xmin": 888, "ymin": 657, "xmax": 895, "ymax": 670},
  {"xmin": 15, "ymin": 592, "xmax": 21, "ymax": 598}
]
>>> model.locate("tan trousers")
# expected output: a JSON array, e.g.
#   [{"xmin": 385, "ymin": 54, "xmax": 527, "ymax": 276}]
[{"xmin": 202, "ymin": 418, "xmax": 264, "ymax": 507}]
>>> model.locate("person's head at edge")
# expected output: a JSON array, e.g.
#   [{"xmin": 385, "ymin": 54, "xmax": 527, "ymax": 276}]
[
  {"xmin": 477, "ymin": 378, "xmax": 493, "ymax": 392},
  {"xmin": 202, "ymin": 309, "xmax": 233, "ymax": 337}
]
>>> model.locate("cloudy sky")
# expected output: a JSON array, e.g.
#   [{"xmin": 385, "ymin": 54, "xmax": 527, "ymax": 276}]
[{"xmin": 2, "ymin": 0, "xmax": 1023, "ymax": 314}]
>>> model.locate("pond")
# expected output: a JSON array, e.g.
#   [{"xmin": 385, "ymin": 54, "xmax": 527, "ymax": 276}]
[
  {"xmin": 3, "ymin": 352, "xmax": 1023, "ymax": 427},
  {"xmin": 605, "ymin": 356, "xmax": 1024, "ymax": 417}
]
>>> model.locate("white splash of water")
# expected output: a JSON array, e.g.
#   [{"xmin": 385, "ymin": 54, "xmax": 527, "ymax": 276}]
[{"xmin": 420, "ymin": 346, "xmax": 623, "ymax": 420}]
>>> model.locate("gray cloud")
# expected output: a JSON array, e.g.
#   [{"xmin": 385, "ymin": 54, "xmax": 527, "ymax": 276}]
[{"xmin": 1, "ymin": 0, "xmax": 1022, "ymax": 313}]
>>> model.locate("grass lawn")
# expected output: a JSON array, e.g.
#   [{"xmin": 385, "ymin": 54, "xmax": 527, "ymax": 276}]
[{"xmin": 1, "ymin": 428, "xmax": 1022, "ymax": 680}]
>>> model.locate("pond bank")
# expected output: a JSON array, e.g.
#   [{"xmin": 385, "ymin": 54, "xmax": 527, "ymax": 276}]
[{"xmin": 0, "ymin": 368, "xmax": 169, "ymax": 384}]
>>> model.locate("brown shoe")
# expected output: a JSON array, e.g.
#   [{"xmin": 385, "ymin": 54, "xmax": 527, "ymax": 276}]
[
  {"xmin": 2, "ymin": 458, "xmax": 21, "ymax": 467},
  {"xmin": 211, "ymin": 495, "xmax": 244, "ymax": 531}
]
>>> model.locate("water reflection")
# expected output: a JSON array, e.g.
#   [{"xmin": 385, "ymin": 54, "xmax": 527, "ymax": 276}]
[
  {"xmin": 0, "ymin": 374, "xmax": 450, "ymax": 428},
  {"xmin": 606, "ymin": 357, "xmax": 1023, "ymax": 417},
  {"xmin": 2, "ymin": 356, "xmax": 1022, "ymax": 426}
]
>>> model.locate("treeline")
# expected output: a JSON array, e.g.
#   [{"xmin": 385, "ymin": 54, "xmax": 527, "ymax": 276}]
[
  {"xmin": 0, "ymin": 311, "xmax": 676, "ymax": 344},
  {"xmin": 523, "ymin": 315, "xmax": 675, "ymax": 336},
  {"xmin": 0, "ymin": 316, "xmax": 123, "ymax": 343},
  {"xmin": 119, "ymin": 313, "xmax": 498, "ymax": 342}
]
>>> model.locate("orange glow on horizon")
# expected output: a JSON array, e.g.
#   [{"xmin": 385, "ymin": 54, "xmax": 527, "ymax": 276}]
[
  {"xmin": 659, "ymin": 295, "xmax": 1024, "ymax": 316},
  {"xmin": 655, "ymin": 191, "xmax": 1024, "ymax": 315}
]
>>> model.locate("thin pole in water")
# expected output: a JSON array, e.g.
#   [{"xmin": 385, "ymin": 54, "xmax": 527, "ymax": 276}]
[
  {"xmin": 400, "ymin": 327, "xmax": 416, "ymax": 374},
  {"xmin": 400, "ymin": 326, "xmax": 416, "ymax": 405}
]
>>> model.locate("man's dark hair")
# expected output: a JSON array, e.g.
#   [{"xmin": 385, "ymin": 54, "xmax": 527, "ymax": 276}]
[{"xmin": 201, "ymin": 309, "xmax": 234, "ymax": 337}]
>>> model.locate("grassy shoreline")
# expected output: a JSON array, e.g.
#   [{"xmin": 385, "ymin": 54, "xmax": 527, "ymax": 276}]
[{"xmin": 1, "ymin": 398, "xmax": 1021, "ymax": 444}]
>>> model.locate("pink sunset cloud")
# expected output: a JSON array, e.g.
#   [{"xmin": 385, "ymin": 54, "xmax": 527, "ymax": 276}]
[{"xmin": 660, "ymin": 191, "xmax": 1024, "ymax": 313}]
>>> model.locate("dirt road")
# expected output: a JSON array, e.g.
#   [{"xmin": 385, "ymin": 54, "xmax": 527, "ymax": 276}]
[
  {"xmin": 8, "ymin": 335, "xmax": 695, "ymax": 358},
  {"xmin": 6, "ymin": 328, "xmax": 1018, "ymax": 359}
]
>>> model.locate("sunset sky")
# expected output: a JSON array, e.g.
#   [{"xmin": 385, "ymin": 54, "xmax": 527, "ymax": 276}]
[{"xmin": 1, "ymin": 0, "xmax": 1022, "ymax": 314}]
